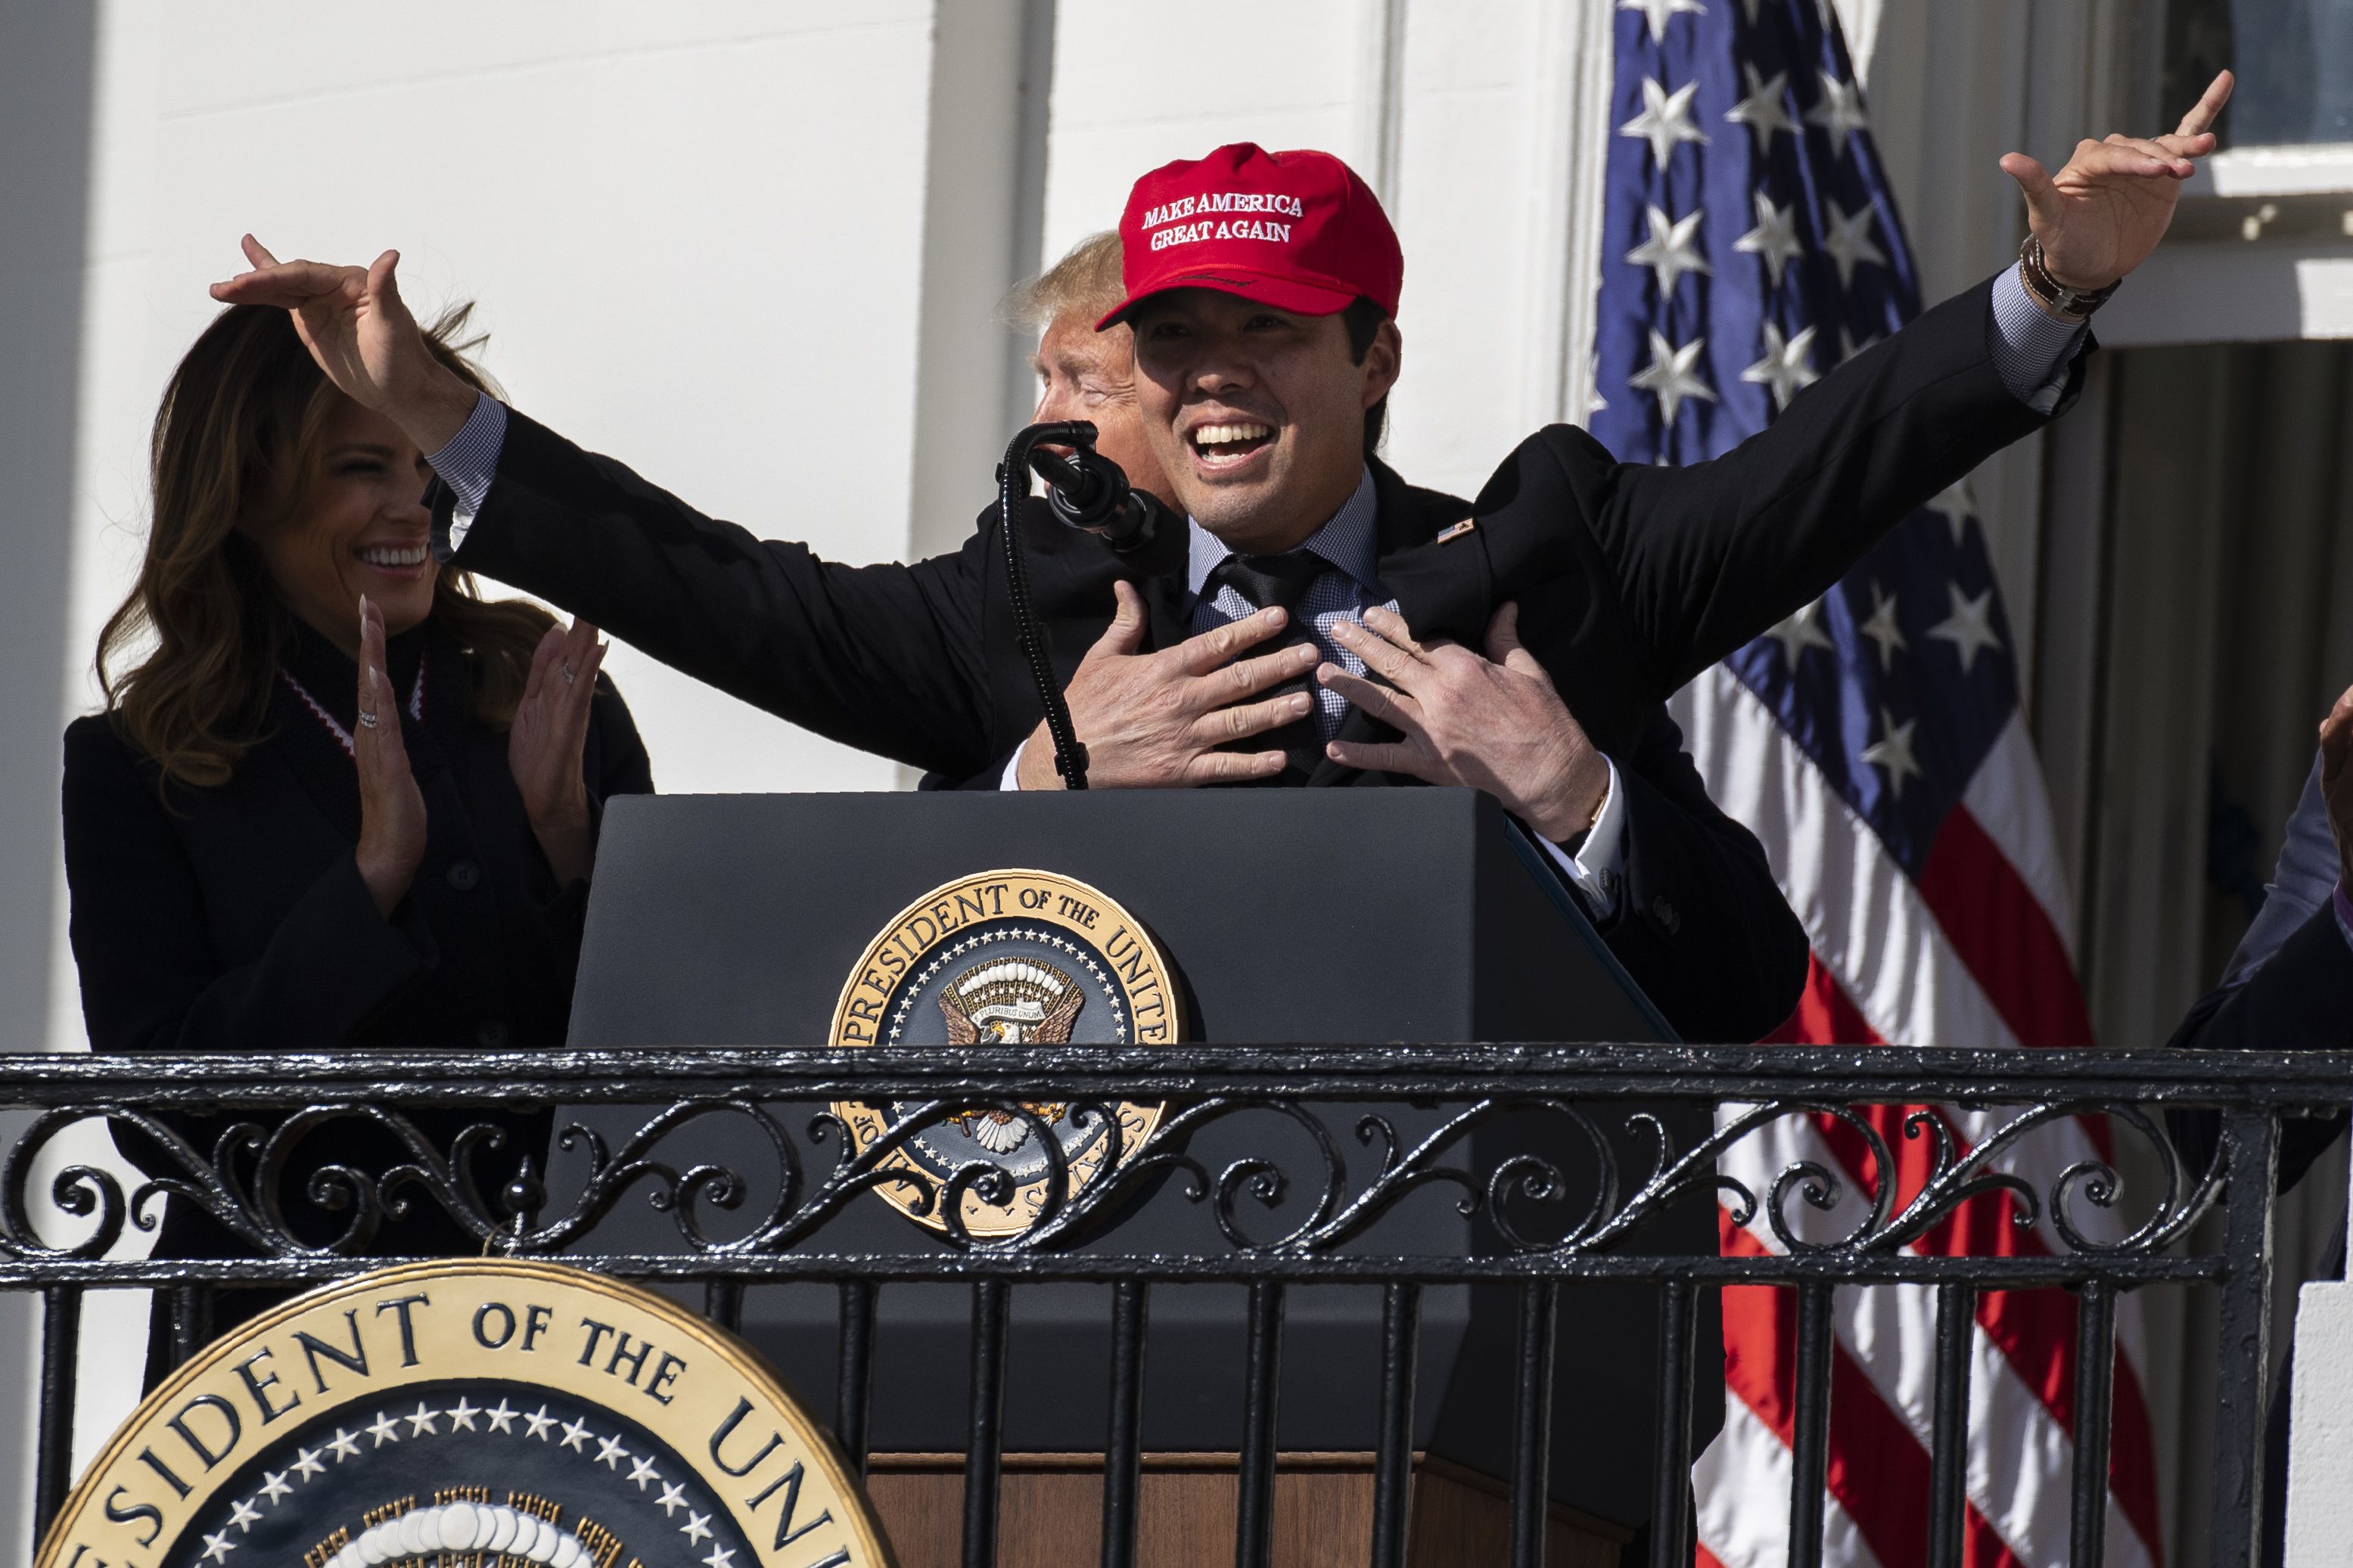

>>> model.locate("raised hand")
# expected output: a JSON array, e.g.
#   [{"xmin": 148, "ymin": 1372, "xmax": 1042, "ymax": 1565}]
[
  {"xmin": 1999, "ymin": 70, "xmax": 2232, "ymax": 291},
  {"xmin": 1015, "ymin": 580, "xmax": 1320, "ymax": 789},
  {"xmin": 209, "ymin": 236, "xmax": 477, "ymax": 453},
  {"xmin": 353, "ymin": 595, "xmax": 429, "ymax": 918},
  {"xmin": 1320, "ymin": 603, "xmax": 1611, "ymax": 843},
  {"xmin": 509, "ymin": 616, "xmax": 607, "ymax": 886}
]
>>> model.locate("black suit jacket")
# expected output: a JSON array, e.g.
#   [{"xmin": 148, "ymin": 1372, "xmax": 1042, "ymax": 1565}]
[
  {"xmin": 433, "ymin": 275, "xmax": 2081, "ymax": 1044},
  {"xmin": 2170, "ymin": 753, "xmax": 2353, "ymax": 1191},
  {"xmin": 62, "ymin": 616, "xmax": 652, "ymax": 1273}
]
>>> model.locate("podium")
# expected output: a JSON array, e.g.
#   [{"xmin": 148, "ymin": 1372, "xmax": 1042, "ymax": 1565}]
[{"xmin": 563, "ymin": 788, "xmax": 1719, "ymax": 1565}]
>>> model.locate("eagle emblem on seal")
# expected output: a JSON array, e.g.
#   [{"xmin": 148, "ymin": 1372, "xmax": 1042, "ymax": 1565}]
[
  {"xmin": 936, "ymin": 959, "xmax": 1080, "ymax": 1152},
  {"xmin": 828, "ymin": 868, "xmax": 1180, "ymax": 1236}
]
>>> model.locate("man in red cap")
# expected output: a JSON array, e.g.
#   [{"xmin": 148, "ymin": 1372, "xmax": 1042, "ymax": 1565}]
[{"xmin": 213, "ymin": 78, "xmax": 2224, "ymax": 1043}]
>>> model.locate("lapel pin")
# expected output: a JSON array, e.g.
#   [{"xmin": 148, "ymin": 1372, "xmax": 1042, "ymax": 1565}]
[{"xmin": 1434, "ymin": 519, "xmax": 1477, "ymax": 545}]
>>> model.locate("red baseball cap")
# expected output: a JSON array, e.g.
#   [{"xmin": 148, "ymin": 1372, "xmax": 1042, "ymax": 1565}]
[{"xmin": 1097, "ymin": 143, "xmax": 1403, "ymax": 330}]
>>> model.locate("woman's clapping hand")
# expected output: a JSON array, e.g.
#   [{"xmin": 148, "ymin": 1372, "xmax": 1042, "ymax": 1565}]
[
  {"xmin": 509, "ymin": 616, "xmax": 606, "ymax": 887},
  {"xmin": 353, "ymin": 596, "xmax": 428, "ymax": 918}
]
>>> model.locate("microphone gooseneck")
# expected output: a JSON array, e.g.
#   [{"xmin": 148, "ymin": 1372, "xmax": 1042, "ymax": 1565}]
[
  {"xmin": 997, "ymin": 422, "xmax": 1096, "ymax": 790},
  {"xmin": 997, "ymin": 421, "xmax": 1178, "ymax": 791}
]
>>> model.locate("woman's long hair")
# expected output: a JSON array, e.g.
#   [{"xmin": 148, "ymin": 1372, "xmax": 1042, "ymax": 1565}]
[{"xmin": 95, "ymin": 303, "xmax": 556, "ymax": 789}]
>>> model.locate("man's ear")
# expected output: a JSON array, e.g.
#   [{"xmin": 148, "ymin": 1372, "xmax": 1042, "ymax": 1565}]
[{"xmin": 1362, "ymin": 319, "xmax": 1403, "ymax": 410}]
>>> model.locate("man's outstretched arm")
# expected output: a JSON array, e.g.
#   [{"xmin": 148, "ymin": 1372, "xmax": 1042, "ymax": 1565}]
[
  {"xmin": 1563, "ymin": 72, "xmax": 2233, "ymax": 696},
  {"xmin": 211, "ymin": 241, "xmax": 999, "ymax": 777}
]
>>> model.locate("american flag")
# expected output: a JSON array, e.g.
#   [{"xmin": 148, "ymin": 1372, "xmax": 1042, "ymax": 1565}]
[{"xmin": 1588, "ymin": 2, "xmax": 2165, "ymax": 1564}]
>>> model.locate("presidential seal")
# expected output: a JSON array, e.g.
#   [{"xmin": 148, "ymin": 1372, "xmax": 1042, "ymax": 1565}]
[
  {"xmin": 828, "ymin": 869, "xmax": 1179, "ymax": 1237},
  {"xmin": 38, "ymin": 1259, "xmax": 893, "ymax": 1568}
]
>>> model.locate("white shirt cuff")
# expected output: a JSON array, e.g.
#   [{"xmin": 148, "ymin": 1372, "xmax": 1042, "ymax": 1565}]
[
  {"xmin": 424, "ymin": 393, "xmax": 508, "ymax": 551},
  {"xmin": 999, "ymin": 739, "xmax": 1026, "ymax": 790},
  {"xmin": 1988, "ymin": 265, "xmax": 2088, "ymax": 415},
  {"xmin": 1536, "ymin": 758, "xmax": 1625, "ymax": 920}
]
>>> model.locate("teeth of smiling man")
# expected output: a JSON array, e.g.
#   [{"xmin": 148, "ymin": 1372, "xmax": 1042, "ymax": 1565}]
[
  {"xmin": 356, "ymin": 544, "xmax": 429, "ymax": 567},
  {"xmin": 1193, "ymin": 422, "xmax": 1271, "ymax": 447}
]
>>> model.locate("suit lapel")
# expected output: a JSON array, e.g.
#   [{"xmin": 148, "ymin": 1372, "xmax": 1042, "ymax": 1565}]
[{"xmin": 1372, "ymin": 461, "xmax": 1493, "ymax": 648}]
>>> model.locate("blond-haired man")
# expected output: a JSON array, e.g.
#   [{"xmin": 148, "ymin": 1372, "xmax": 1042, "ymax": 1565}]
[{"xmin": 1009, "ymin": 231, "xmax": 1177, "ymax": 514}]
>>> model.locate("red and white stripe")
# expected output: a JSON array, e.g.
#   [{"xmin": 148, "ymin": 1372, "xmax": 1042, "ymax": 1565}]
[{"xmin": 1672, "ymin": 666, "xmax": 2162, "ymax": 1568}]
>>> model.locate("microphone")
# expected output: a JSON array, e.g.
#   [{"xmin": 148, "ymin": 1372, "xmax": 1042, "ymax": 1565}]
[{"xmin": 1022, "ymin": 425, "xmax": 1169, "ymax": 554}]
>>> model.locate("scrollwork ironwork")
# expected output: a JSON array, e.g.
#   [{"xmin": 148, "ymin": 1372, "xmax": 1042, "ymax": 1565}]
[{"xmin": 0, "ymin": 1065, "xmax": 2242, "ymax": 1271}]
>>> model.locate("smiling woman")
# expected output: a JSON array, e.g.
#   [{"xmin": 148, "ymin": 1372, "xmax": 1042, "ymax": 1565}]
[{"xmin": 59, "ymin": 303, "xmax": 654, "ymax": 1384}]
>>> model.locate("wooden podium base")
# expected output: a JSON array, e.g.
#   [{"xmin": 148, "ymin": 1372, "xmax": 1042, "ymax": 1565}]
[{"xmin": 863, "ymin": 1452, "xmax": 1632, "ymax": 1567}]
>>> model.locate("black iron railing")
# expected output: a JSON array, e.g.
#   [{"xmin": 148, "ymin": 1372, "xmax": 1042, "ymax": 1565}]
[{"xmin": 2, "ymin": 1044, "xmax": 2343, "ymax": 1568}]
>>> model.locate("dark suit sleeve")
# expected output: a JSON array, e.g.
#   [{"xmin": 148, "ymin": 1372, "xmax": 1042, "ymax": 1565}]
[
  {"xmin": 2168, "ymin": 910, "xmax": 2353, "ymax": 1191},
  {"xmin": 61, "ymin": 719, "xmax": 435, "ymax": 1053},
  {"xmin": 2168, "ymin": 753, "xmax": 2353, "ymax": 1189},
  {"xmin": 438, "ymin": 410, "xmax": 996, "ymax": 778},
  {"xmin": 1541, "ymin": 275, "xmax": 2086, "ymax": 695},
  {"xmin": 1589, "ymin": 707, "xmax": 1809, "ymax": 1042}
]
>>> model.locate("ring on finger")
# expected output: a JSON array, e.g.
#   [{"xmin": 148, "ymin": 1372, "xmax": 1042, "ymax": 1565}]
[
  {"xmin": 357, "ymin": 709, "xmax": 381, "ymax": 729},
  {"xmin": 561, "ymin": 662, "xmax": 577, "ymax": 685}
]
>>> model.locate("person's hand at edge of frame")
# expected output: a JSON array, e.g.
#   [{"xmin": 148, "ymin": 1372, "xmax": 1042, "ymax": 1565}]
[{"xmin": 2318, "ymin": 682, "xmax": 2353, "ymax": 892}]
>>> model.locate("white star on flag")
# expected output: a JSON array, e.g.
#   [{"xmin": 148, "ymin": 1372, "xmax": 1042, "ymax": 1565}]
[
  {"xmin": 1857, "ymin": 583, "xmax": 1907, "ymax": 670},
  {"xmin": 259, "ymin": 1470, "xmax": 293, "ymax": 1504},
  {"xmin": 1630, "ymin": 331, "xmax": 1718, "ymax": 427},
  {"xmin": 524, "ymin": 1405, "xmax": 558, "ymax": 1440},
  {"xmin": 1804, "ymin": 69, "xmax": 1871, "ymax": 158},
  {"xmin": 200, "ymin": 1529, "xmax": 237, "ymax": 1563},
  {"xmin": 226, "ymin": 1496, "xmax": 262, "ymax": 1533},
  {"xmin": 704, "ymin": 1548, "xmax": 738, "ymax": 1568},
  {"xmin": 1619, "ymin": 0, "xmax": 1705, "ymax": 43},
  {"xmin": 1928, "ymin": 582, "xmax": 2003, "ymax": 672},
  {"xmin": 1925, "ymin": 477, "xmax": 1978, "ymax": 543},
  {"xmin": 681, "ymin": 1511, "xmax": 715, "ymax": 1545},
  {"xmin": 1625, "ymin": 205, "xmax": 1711, "ymax": 297},
  {"xmin": 1765, "ymin": 598, "xmax": 1835, "ymax": 667},
  {"xmin": 629, "ymin": 1455, "xmax": 664, "ymax": 1489},
  {"xmin": 1733, "ymin": 191, "xmax": 1805, "ymax": 289},
  {"xmin": 1620, "ymin": 77, "xmax": 1710, "ymax": 169},
  {"xmin": 404, "ymin": 1401, "xmax": 440, "ymax": 1436},
  {"xmin": 595, "ymin": 1433, "xmax": 629, "ymax": 1468},
  {"xmin": 1724, "ymin": 64, "xmax": 1795, "ymax": 150},
  {"xmin": 1860, "ymin": 708, "xmax": 1925, "ymax": 797},
  {"xmin": 326, "ymin": 1429, "xmax": 360, "ymax": 1463},
  {"xmin": 559, "ymin": 1417, "xmax": 594, "ymax": 1452},
  {"xmin": 366, "ymin": 1411, "xmax": 401, "ymax": 1447},
  {"xmin": 445, "ymin": 1397, "xmax": 480, "ymax": 1431},
  {"xmin": 1740, "ymin": 322, "xmax": 1819, "ymax": 411},
  {"xmin": 658, "ymin": 1482, "xmax": 690, "ymax": 1517},
  {"xmin": 1820, "ymin": 199, "xmax": 1888, "ymax": 288},
  {"xmin": 486, "ymin": 1399, "xmax": 518, "ymax": 1433}
]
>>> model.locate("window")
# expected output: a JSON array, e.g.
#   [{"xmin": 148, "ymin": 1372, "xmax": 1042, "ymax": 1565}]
[{"xmin": 2169, "ymin": 0, "xmax": 2353, "ymax": 146}]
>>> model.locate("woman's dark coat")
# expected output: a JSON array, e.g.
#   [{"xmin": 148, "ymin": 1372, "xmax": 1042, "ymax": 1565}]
[{"xmin": 61, "ymin": 615, "xmax": 651, "ymax": 1368}]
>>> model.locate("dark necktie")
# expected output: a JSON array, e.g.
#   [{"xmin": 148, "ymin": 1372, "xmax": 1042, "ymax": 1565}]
[{"xmin": 1206, "ymin": 550, "xmax": 1330, "ymax": 778}]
